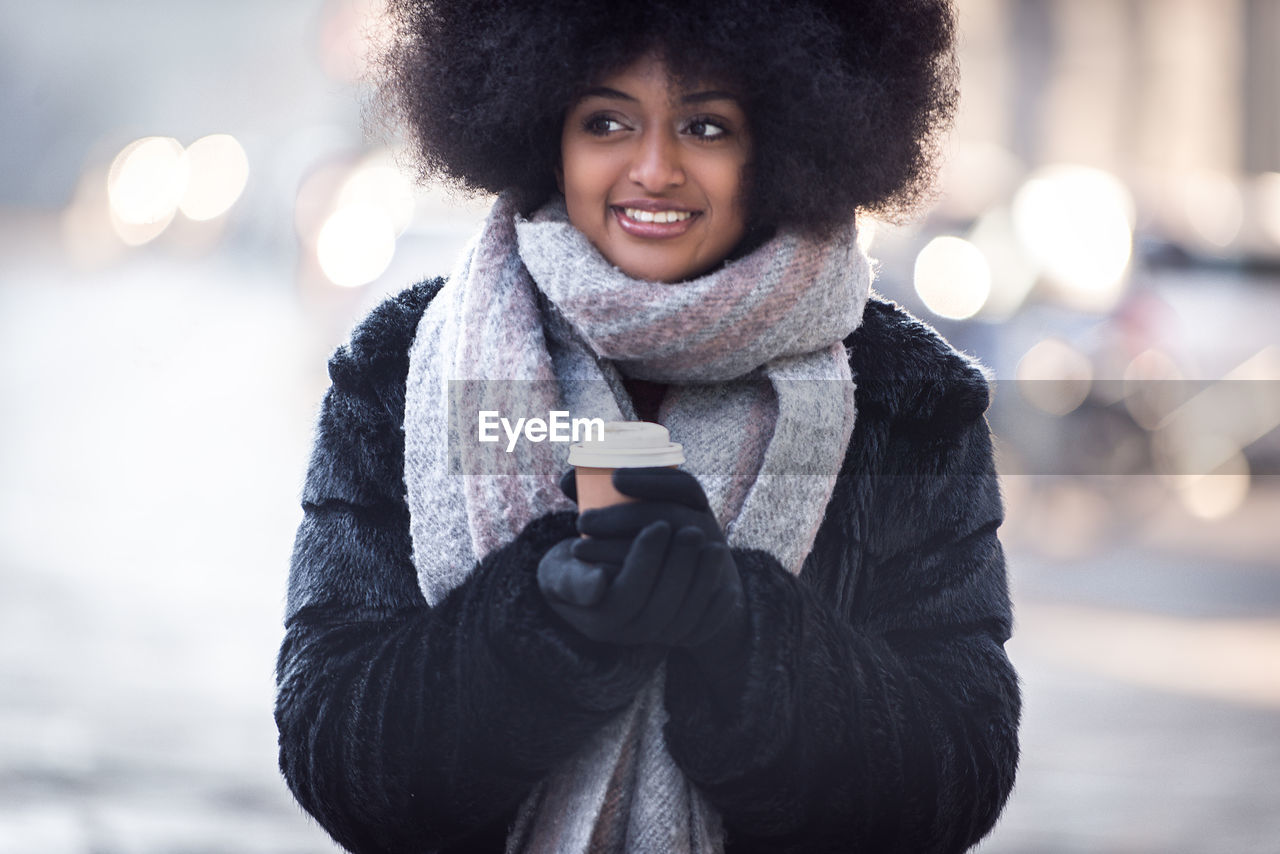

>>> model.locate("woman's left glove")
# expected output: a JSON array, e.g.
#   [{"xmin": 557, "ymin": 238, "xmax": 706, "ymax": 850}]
[{"xmin": 541, "ymin": 467, "xmax": 748, "ymax": 665}]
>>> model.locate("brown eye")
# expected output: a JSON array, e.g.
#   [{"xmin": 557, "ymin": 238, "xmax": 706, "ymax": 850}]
[
  {"xmin": 685, "ymin": 118, "xmax": 729, "ymax": 140},
  {"xmin": 582, "ymin": 115, "xmax": 626, "ymax": 136}
]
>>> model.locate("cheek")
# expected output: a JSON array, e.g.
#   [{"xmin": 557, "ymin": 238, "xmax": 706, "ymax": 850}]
[
  {"xmin": 702, "ymin": 146, "xmax": 748, "ymax": 203},
  {"xmin": 558, "ymin": 133, "xmax": 586, "ymax": 200},
  {"xmin": 560, "ymin": 142, "xmax": 610, "ymax": 202},
  {"xmin": 560, "ymin": 155, "xmax": 611, "ymax": 240},
  {"xmin": 709, "ymin": 161, "xmax": 750, "ymax": 236}
]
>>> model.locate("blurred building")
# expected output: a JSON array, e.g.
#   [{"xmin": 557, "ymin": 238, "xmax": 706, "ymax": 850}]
[
  {"xmin": 961, "ymin": 0, "xmax": 1279, "ymax": 174},
  {"xmin": 952, "ymin": 0, "xmax": 1280, "ymax": 261}
]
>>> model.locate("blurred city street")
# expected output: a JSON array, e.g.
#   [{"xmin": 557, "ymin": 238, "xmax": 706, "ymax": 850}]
[{"xmin": 4, "ymin": 0, "xmax": 1280, "ymax": 851}]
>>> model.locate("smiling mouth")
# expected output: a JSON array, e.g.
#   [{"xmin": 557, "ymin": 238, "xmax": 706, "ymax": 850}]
[
  {"xmin": 620, "ymin": 207, "xmax": 693, "ymax": 223},
  {"xmin": 612, "ymin": 205, "xmax": 701, "ymax": 238}
]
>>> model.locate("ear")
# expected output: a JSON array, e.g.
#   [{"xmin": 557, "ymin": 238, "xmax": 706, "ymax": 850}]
[{"xmin": 554, "ymin": 161, "xmax": 565, "ymax": 194}]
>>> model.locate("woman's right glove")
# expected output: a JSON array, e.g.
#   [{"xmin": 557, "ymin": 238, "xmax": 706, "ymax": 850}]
[{"xmin": 537, "ymin": 470, "xmax": 745, "ymax": 651}]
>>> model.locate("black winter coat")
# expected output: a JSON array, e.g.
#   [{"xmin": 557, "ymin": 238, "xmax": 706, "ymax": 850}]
[{"xmin": 275, "ymin": 278, "xmax": 1021, "ymax": 854}]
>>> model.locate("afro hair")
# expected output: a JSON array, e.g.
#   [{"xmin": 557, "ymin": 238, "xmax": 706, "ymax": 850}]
[{"xmin": 376, "ymin": 0, "xmax": 958, "ymax": 236}]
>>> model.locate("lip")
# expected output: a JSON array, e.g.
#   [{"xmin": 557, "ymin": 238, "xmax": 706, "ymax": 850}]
[{"xmin": 611, "ymin": 204, "xmax": 701, "ymax": 239}]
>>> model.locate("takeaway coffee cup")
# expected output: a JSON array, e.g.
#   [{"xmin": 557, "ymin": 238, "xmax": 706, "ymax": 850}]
[{"xmin": 567, "ymin": 421, "xmax": 684, "ymax": 513}]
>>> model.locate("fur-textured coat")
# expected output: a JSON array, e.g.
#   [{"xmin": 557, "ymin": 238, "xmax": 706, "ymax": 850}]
[{"xmin": 275, "ymin": 279, "xmax": 1021, "ymax": 853}]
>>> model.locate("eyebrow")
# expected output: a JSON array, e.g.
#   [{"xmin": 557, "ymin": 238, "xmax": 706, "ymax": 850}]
[{"xmin": 577, "ymin": 86, "xmax": 740, "ymax": 105}]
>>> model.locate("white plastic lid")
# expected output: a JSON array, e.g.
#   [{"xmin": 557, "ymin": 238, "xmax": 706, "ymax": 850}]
[{"xmin": 567, "ymin": 420, "xmax": 684, "ymax": 468}]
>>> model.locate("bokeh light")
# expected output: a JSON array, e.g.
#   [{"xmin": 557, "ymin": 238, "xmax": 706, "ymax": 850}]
[
  {"xmin": 294, "ymin": 159, "xmax": 352, "ymax": 249},
  {"xmin": 315, "ymin": 204, "xmax": 396, "ymax": 288},
  {"xmin": 1157, "ymin": 433, "xmax": 1251, "ymax": 520},
  {"xmin": 1178, "ymin": 171, "xmax": 1244, "ymax": 248},
  {"xmin": 966, "ymin": 208, "xmax": 1039, "ymax": 321},
  {"xmin": 336, "ymin": 157, "xmax": 416, "ymax": 235},
  {"xmin": 1012, "ymin": 164, "xmax": 1134, "ymax": 312},
  {"xmin": 178, "ymin": 134, "xmax": 250, "ymax": 221},
  {"xmin": 110, "ymin": 208, "xmax": 175, "ymax": 247},
  {"xmin": 913, "ymin": 235, "xmax": 991, "ymax": 320},
  {"xmin": 1123, "ymin": 348, "xmax": 1185, "ymax": 430},
  {"xmin": 1016, "ymin": 337, "xmax": 1094, "ymax": 416},
  {"xmin": 107, "ymin": 137, "xmax": 189, "ymax": 228}
]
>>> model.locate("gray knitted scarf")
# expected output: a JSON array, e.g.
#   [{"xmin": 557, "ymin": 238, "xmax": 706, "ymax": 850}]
[{"xmin": 404, "ymin": 191, "xmax": 872, "ymax": 853}]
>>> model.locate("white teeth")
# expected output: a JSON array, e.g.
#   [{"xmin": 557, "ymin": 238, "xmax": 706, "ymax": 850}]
[{"xmin": 624, "ymin": 208, "xmax": 691, "ymax": 224}]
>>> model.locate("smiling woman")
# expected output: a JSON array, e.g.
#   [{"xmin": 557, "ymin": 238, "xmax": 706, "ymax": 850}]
[
  {"xmin": 276, "ymin": 2, "xmax": 1021, "ymax": 853},
  {"xmin": 558, "ymin": 54, "xmax": 753, "ymax": 282}
]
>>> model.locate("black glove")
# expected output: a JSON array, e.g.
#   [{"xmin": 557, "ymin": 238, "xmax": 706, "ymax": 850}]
[{"xmin": 537, "ymin": 468, "xmax": 747, "ymax": 657}]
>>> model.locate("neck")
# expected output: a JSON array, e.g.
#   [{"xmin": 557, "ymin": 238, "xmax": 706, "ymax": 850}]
[{"xmin": 622, "ymin": 375, "xmax": 667, "ymax": 422}]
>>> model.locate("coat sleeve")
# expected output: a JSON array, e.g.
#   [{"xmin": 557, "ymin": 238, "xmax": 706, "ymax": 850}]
[
  {"xmin": 661, "ymin": 354, "xmax": 1020, "ymax": 853},
  {"xmin": 274, "ymin": 281, "xmax": 661, "ymax": 853}
]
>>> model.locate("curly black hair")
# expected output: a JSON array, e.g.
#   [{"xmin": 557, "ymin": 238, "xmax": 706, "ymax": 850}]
[{"xmin": 376, "ymin": 0, "xmax": 958, "ymax": 236}]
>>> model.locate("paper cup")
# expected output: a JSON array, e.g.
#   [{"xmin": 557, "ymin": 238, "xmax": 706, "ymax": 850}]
[{"xmin": 568, "ymin": 421, "xmax": 683, "ymax": 512}]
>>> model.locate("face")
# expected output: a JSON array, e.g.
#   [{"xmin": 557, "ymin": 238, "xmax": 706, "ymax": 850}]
[{"xmin": 559, "ymin": 53, "xmax": 753, "ymax": 283}]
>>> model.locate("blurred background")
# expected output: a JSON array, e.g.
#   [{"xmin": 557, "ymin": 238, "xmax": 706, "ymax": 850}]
[{"xmin": 1, "ymin": 0, "xmax": 1277, "ymax": 851}]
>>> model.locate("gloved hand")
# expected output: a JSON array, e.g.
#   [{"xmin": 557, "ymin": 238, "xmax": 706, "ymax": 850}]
[{"xmin": 537, "ymin": 468, "xmax": 748, "ymax": 658}]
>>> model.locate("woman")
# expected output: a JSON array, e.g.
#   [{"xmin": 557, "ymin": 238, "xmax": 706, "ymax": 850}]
[{"xmin": 275, "ymin": 1, "xmax": 1021, "ymax": 852}]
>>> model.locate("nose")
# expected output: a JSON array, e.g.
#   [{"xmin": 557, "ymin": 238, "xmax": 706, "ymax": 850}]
[{"xmin": 628, "ymin": 128, "xmax": 685, "ymax": 191}]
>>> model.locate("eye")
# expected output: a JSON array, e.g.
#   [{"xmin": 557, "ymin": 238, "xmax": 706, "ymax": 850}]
[
  {"xmin": 684, "ymin": 117, "xmax": 729, "ymax": 140},
  {"xmin": 582, "ymin": 114, "xmax": 627, "ymax": 136}
]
